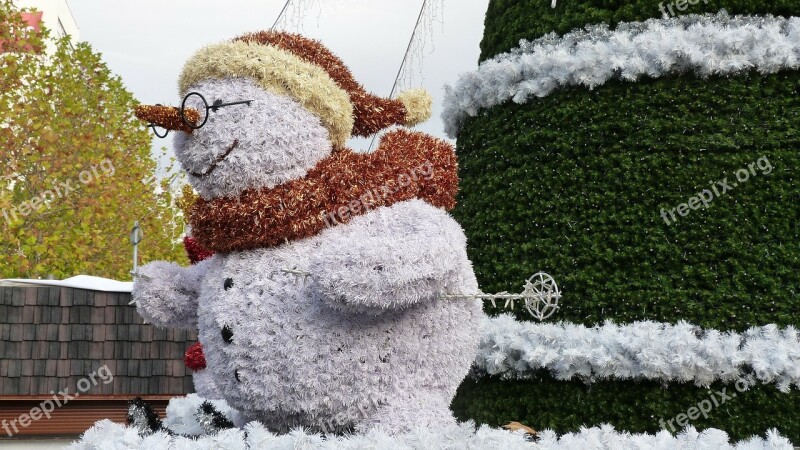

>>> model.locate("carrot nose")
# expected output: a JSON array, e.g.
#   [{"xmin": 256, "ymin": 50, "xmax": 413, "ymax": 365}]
[{"xmin": 134, "ymin": 104, "xmax": 201, "ymax": 133}]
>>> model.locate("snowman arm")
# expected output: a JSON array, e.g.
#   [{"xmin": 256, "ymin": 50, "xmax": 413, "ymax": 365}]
[
  {"xmin": 132, "ymin": 259, "xmax": 211, "ymax": 328},
  {"xmin": 309, "ymin": 202, "xmax": 472, "ymax": 312}
]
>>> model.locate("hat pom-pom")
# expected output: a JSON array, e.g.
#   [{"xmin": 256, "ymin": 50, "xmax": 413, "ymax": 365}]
[{"xmin": 397, "ymin": 88, "xmax": 432, "ymax": 126}]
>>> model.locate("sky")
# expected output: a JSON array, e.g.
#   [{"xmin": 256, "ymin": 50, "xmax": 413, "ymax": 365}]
[{"xmin": 66, "ymin": 0, "xmax": 490, "ymax": 162}]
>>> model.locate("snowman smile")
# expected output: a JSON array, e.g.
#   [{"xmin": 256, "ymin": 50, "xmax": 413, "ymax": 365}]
[{"xmin": 187, "ymin": 139, "xmax": 239, "ymax": 178}]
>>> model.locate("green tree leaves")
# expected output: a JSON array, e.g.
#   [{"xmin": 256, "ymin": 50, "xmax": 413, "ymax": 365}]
[{"xmin": 0, "ymin": 0, "xmax": 187, "ymax": 279}]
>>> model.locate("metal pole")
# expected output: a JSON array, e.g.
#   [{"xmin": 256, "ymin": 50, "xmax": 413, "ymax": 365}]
[
  {"xmin": 368, "ymin": 0, "xmax": 430, "ymax": 152},
  {"xmin": 130, "ymin": 221, "xmax": 142, "ymax": 275}
]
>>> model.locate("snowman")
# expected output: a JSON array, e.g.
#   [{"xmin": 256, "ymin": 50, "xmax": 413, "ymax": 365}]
[{"xmin": 132, "ymin": 31, "xmax": 484, "ymax": 434}]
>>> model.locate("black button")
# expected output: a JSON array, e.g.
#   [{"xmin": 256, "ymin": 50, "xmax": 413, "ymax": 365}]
[
  {"xmin": 224, "ymin": 278, "xmax": 234, "ymax": 290},
  {"xmin": 234, "ymin": 369, "xmax": 240, "ymax": 382},
  {"xmin": 221, "ymin": 325, "xmax": 234, "ymax": 344}
]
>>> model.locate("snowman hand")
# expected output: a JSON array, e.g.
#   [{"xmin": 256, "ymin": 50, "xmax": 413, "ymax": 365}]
[
  {"xmin": 308, "ymin": 202, "xmax": 469, "ymax": 313},
  {"xmin": 132, "ymin": 258, "xmax": 213, "ymax": 328}
]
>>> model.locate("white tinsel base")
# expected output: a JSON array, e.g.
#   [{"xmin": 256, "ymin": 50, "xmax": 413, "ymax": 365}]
[{"xmin": 65, "ymin": 395, "xmax": 794, "ymax": 450}]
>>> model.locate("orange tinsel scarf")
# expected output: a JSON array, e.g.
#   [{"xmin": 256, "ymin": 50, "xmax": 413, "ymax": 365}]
[{"xmin": 189, "ymin": 129, "xmax": 459, "ymax": 253}]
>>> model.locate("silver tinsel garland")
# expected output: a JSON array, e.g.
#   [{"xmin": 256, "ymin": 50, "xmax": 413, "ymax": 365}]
[
  {"xmin": 442, "ymin": 12, "xmax": 800, "ymax": 137},
  {"xmin": 475, "ymin": 314, "xmax": 800, "ymax": 391}
]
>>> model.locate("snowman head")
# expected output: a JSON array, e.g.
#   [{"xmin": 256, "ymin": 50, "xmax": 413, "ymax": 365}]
[
  {"xmin": 135, "ymin": 31, "xmax": 435, "ymax": 200},
  {"xmin": 172, "ymin": 78, "xmax": 333, "ymax": 199}
]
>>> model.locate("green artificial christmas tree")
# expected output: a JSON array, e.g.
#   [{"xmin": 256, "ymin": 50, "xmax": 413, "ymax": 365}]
[{"xmin": 444, "ymin": 0, "xmax": 800, "ymax": 441}]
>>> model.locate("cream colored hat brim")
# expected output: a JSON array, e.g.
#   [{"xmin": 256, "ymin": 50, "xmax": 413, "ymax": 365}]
[{"xmin": 178, "ymin": 40, "xmax": 354, "ymax": 147}]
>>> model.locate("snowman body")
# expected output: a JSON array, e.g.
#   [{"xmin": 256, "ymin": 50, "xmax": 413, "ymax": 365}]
[{"xmin": 195, "ymin": 199, "xmax": 481, "ymax": 432}]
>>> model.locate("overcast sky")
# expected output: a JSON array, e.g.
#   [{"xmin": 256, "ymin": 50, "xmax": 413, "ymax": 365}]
[{"xmin": 66, "ymin": 0, "xmax": 489, "ymax": 159}]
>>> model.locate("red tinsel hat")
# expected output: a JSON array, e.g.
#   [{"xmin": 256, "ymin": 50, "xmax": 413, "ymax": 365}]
[
  {"xmin": 232, "ymin": 31, "xmax": 432, "ymax": 138},
  {"xmin": 134, "ymin": 30, "xmax": 434, "ymax": 148}
]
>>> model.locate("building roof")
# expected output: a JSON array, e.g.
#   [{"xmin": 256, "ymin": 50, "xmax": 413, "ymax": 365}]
[
  {"xmin": 0, "ymin": 285, "xmax": 196, "ymax": 397},
  {"xmin": 0, "ymin": 275, "xmax": 132, "ymax": 292}
]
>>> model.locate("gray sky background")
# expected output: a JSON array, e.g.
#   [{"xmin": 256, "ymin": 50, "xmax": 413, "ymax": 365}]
[{"xmin": 67, "ymin": 0, "xmax": 489, "ymax": 163}]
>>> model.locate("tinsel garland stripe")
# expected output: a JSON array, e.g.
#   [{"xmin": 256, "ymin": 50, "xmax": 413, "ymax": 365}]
[
  {"xmin": 442, "ymin": 12, "xmax": 800, "ymax": 137},
  {"xmin": 67, "ymin": 418, "xmax": 794, "ymax": 450},
  {"xmin": 476, "ymin": 314, "xmax": 800, "ymax": 392}
]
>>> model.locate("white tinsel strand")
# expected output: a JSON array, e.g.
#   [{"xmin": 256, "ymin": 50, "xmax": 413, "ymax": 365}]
[
  {"xmin": 127, "ymin": 403, "xmax": 155, "ymax": 437},
  {"xmin": 162, "ymin": 394, "xmax": 240, "ymax": 436},
  {"xmin": 65, "ymin": 417, "xmax": 794, "ymax": 449},
  {"xmin": 442, "ymin": 12, "xmax": 800, "ymax": 137},
  {"xmin": 473, "ymin": 314, "xmax": 800, "ymax": 390}
]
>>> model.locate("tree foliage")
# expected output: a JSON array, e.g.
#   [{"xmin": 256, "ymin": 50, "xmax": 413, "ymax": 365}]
[
  {"xmin": 453, "ymin": 0, "xmax": 800, "ymax": 440},
  {"xmin": 0, "ymin": 0, "xmax": 187, "ymax": 279}
]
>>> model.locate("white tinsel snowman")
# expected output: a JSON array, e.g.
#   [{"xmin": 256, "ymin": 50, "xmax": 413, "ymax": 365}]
[{"xmin": 132, "ymin": 31, "xmax": 483, "ymax": 434}]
